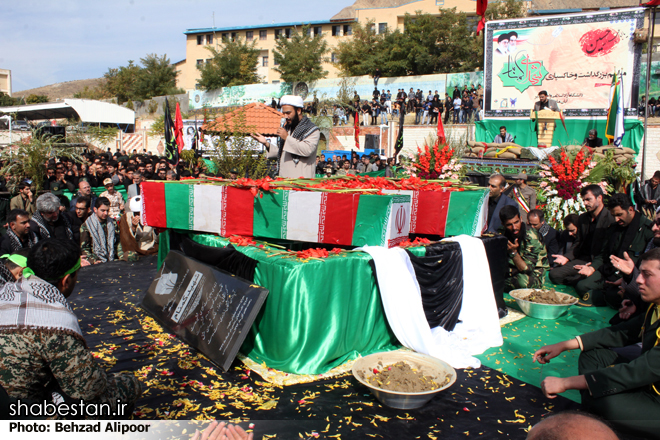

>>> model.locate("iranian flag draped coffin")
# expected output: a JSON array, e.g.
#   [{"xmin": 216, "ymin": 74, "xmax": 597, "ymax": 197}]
[
  {"xmin": 383, "ymin": 189, "xmax": 489, "ymax": 236},
  {"xmin": 141, "ymin": 181, "xmax": 411, "ymax": 247}
]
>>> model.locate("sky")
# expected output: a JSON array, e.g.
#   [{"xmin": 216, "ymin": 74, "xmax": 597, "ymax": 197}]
[{"xmin": 2, "ymin": 0, "xmax": 355, "ymax": 93}]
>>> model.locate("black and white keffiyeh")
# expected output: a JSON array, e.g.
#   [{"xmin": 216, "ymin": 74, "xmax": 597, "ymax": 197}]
[
  {"xmin": 31, "ymin": 211, "xmax": 74, "ymax": 241},
  {"xmin": 277, "ymin": 116, "xmax": 319, "ymax": 173},
  {"xmin": 0, "ymin": 275, "xmax": 82, "ymax": 340},
  {"xmin": 6, "ymin": 229, "xmax": 38, "ymax": 253},
  {"xmin": 84, "ymin": 214, "xmax": 116, "ymax": 263}
]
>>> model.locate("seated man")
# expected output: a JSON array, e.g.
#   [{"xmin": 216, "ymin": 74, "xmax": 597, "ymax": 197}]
[
  {"xmin": 577, "ymin": 193, "xmax": 653, "ymax": 307},
  {"xmin": 0, "ymin": 239, "xmax": 141, "ymax": 416},
  {"xmin": 583, "ymin": 129, "xmax": 603, "ymax": 148},
  {"xmin": 549, "ymin": 185, "xmax": 614, "ymax": 290},
  {"xmin": 0, "ymin": 209, "xmax": 38, "ymax": 255},
  {"xmin": 500, "ymin": 205, "xmax": 549, "ymax": 290},
  {"xmin": 527, "ymin": 209, "xmax": 560, "ymax": 267},
  {"xmin": 80, "ymin": 197, "xmax": 130, "ymax": 264},
  {"xmin": 29, "ymin": 193, "xmax": 75, "ymax": 243},
  {"xmin": 533, "ymin": 248, "xmax": 660, "ymax": 438},
  {"xmin": 493, "ymin": 126, "xmax": 514, "ymax": 144}
]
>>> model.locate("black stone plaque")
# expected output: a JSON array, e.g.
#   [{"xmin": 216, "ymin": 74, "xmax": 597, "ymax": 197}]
[{"xmin": 141, "ymin": 251, "xmax": 269, "ymax": 371}]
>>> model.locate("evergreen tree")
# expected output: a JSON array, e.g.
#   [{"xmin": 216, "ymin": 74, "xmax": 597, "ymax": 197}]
[
  {"xmin": 273, "ymin": 25, "xmax": 328, "ymax": 84},
  {"xmin": 197, "ymin": 39, "xmax": 261, "ymax": 91}
]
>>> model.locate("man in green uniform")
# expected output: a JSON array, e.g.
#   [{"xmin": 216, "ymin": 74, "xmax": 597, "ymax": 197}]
[
  {"xmin": 499, "ymin": 204, "xmax": 549, "ymax": 290},
  {"xmin": 575, "ymin": 193, "xmax": 654, "ymax": 307},
  {"xmin": 533, "ymin": 247, "xmax": 660, "ymax": 437},
  {"xmin": 0, "ymin": 239, "xmax": 141, "ymax": 417}
]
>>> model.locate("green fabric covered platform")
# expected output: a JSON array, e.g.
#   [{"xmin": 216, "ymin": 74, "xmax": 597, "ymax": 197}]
[
  {"xmin": 476, "ymin": 118, "xmax": 643, "ymax": 151},
  {"xmin": 478, "ymin": 274, "xmax": 616, "ymax": 403}
]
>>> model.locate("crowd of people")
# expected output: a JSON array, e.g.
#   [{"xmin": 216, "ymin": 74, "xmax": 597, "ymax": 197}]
[
  {"xmin": 316, "ymin": 151, "xmax": 397, "ymax": 177},
  {"xmin": 486, "ymin": 170, "xmax": 660, "ymax": 436},
  {"xmin": 0, "ymin": 112, "xmax": 658, "ymax": 435},
  {"xmin": 320, "ymin": 84, "xmax": 484, "ymax": 127}
]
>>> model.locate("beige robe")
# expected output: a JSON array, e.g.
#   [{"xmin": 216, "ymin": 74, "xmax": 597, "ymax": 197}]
[{"xmin": 267, "ymin": 129, "xmax": 320, "ymax": 179}]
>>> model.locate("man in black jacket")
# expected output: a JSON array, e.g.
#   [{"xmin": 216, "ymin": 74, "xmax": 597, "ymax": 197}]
[
  {"xmin": 577, "ymin": 193, "xmax": 654, "ymax": 307},
  {"xmin": 528, "ymin": 209, "xmax": 560, "ymax": 267},
  {"xmin": 549, "ymin": 185, "xmax": 614, "ymax": 290}
]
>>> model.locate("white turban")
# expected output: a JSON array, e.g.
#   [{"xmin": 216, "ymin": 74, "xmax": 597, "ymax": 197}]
[{"xmin": 280, "ymin": 95, "xmax": 304, "ymax": 108}]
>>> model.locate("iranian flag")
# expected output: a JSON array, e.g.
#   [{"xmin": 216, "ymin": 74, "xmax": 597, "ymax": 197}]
[
  {"xmin": 141, "ymin": 182, "xmax": 410, "ymax": 247},
  {"xmin": 605, "ymin": 72, "xmax": 625, "ymax": 147},
  {"xmin": 383, "ymin": 189, "xmax": 489, "ymax": 236}
]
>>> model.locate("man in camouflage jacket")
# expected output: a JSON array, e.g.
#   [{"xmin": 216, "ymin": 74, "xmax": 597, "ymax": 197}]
[
  {"xmin": 499, "ymin": 205, "xmax": 549, "ymax": 291},
  {"xmin": 0, "ymin": 239, "xmax": 141, "ymax": 417}
]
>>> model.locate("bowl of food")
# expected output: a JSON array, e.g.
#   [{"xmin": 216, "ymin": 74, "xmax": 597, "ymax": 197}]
[
  {"xmin": 509, "ymin": 288, "xmax": 578, "ymax": 320},
  {"xmin": 352, "ymin": 351, "xmax": 456, "ymax": 410}
]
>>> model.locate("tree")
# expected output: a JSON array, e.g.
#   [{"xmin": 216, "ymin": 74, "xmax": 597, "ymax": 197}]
[
  {"xmin": 335, "ymin": 21, "xmax": 384, "ymax": 77},
  {"xmin": 133, "ymin": 54, "xmax": 180, "ymax": 100},
  {"xmin": 0, "ymin": 92, "xmax": 19, "ymax": 106},
  {"xmin": 207, "ymin": 110, "xmax": 268, "ymax": 178},
  {"xmin": 103, "ymin": 60, "xmax": 141, "ymax": 104},
  {"xmin": 485, "ymin": 0, "xmax": 526, "ymax": 21},
  {"xmin": 25, "ymin": 94, "xmax": 49, "ymax": 104},
  {"xmin": 273, "ymin": 25, "xmax": 328, "ymax": 84},
  {"xmin": 102, "ymin": 55, "xmax": 182, "ymax": 104},
  {"xmin": 1, "ymin": 131, "xmax": 83, "ymax": 192},
  {"xmin": 197, "ymin": 39, "xmax": 261, "ymax": 91}
]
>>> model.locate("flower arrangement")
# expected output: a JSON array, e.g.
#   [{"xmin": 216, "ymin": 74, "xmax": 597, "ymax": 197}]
[
  {"xmin": 537, "ymin": 146, "xmax": 607, "ymax": 228},
  {"xmin": 409, "ymin": 139, "xmax": 464, "ymax": 180}
]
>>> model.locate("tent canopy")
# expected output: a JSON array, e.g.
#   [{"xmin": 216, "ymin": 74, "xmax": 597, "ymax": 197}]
[{"xmin": 0, "ymin": 98, "xmax": 134, "ymax": 126}]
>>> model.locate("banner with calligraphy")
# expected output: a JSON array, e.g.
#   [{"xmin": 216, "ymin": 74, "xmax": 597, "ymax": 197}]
[{"xmin": 484, "ymin": 8, "xmax": 645, "ymax": 118}]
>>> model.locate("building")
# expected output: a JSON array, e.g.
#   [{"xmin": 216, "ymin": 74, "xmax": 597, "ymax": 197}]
[
  {"xmin": 176, "ymin": 0, "xmax": 650, "ymax": 92},
  {"xmin": 175, "ymin": 0, "xmax": 479, "ymax": 91},
  {"xmin": 0, "ymin": 69, "xmax": 11, "ymax": 96}
]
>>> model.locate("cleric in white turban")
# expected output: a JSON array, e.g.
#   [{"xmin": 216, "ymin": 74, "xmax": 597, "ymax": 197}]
[{"xmin": 251, "ymin": 95, "xmax": 320, "ymax": 178}]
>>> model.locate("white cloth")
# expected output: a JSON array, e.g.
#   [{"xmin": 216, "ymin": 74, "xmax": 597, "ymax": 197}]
[
  {"xmin": 525, "ymin": 146, "xmax": 559, "ymax": 160},
  {"xmin": 363, "ymin": 235, "xmax": 502, "ymax": 369}
]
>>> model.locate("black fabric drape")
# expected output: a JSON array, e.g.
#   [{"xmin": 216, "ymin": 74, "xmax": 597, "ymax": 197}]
[
  {"xmin": 479, "ymin": 235, "xmax": 508, "ymax": 310},
  {"xmin": 407, "ymin": 242, "xmax": 464, "ymax": 331},
  {"xmin": 168, "ymin": 231, "xmax": 258, "ymax": 281}
]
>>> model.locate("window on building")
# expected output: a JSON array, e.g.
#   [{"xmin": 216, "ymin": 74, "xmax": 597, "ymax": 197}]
[
  {"xmin": 206, "ymin": 34, "xmax": 213, "ymax": 44},
  {"xmin": 274, "ymin": 29, "xmax": 281, "ymax": 39},
  {"xmin": 332, "ymin": 25, "xmax": 341, "ymax": 36},
  {"xmin": 260, "ymin": 30, "xmax": 267, "ymax": 40},
  {"xmin": 197, "ymin": 35, "xmax": 203, "ymax": 45},
  {"xmin": 231, "ymin": 32, "xmax": 237, "ymax": 41},
  {"xmin": 378, "ymin": 23, "xmax": 387, "ymax": 34},
  {"xmin": 221, "ymin": 32, "xmax": 228, "ymax": 41},
  {"xmin": 274, "ymin": 56, "xmax": 279, "ymax": 66},
  {"xmin": 206, "ymin": 59, "xmax": 212, "ymax": 63},
  {"xmin": 285, "ymin": 28, "xmax": 291, "ymax": 38},
  {"xmin": 263, "ymin": 56, "xmax": 269, "ymax": 67},
  {"xmin": 246, "ymin": 31, "xmax": 253, "ymax": 41},
  {"xmin": 343, "ymin": 25, "xmax": 352, "ymax": 36},
  {"xmin": 196, "ymin": 59, "xmax": 204, "ymax": 65},
  {"xmin": 436, "ymin": 0, "xmax": 444, "ymax": 5},
  {"xmin": 314, "ymin": 26, "xmax": 322, "ymax": 36},
  {"xmin": 272, "ymin": 80, "xmax": 280, "ymax": 85},
  {"xmin": 370, "ymin": 23, "xmax": 376, "ymax": 32},
  {"xmin": 331, "ymin": 52, "xmax": 338, "ymax": 63}
]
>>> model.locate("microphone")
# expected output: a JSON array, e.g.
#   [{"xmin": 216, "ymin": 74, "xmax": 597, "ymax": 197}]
[{"xmin": 280, "ymin": 117, "xmax": 287, "ymax": 128}]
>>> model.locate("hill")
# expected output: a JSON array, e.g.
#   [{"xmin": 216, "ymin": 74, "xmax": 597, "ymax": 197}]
[{"xmin": 13, "ymin": 78, "xmax": 104, "ymax": 101}]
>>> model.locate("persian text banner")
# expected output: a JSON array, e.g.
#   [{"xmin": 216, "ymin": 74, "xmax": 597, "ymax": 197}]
[{"xmin": 484, "ymin": 8, "xmax": 645, "ymax": 118}]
